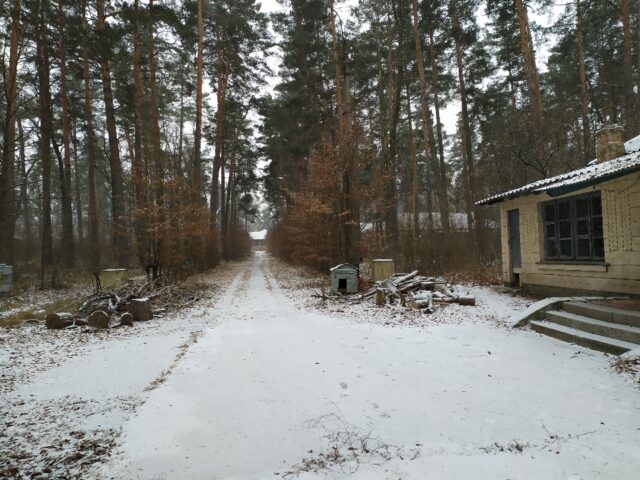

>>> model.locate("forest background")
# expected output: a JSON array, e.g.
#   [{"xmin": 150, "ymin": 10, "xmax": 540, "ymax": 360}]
[{"xmin": 1, "ymin": 0, "xmax": 638, "ymax": 287}]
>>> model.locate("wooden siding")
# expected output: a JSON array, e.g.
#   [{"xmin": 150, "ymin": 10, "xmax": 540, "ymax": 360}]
[{"xmin": 499, "ymin": 171, "xmax": 640, "ymax": 295}]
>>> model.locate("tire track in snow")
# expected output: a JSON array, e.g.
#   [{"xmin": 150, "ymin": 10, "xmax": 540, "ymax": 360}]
[{"xmin": 215, "ymin": 265, "xmax": 246, "ymax": 310}]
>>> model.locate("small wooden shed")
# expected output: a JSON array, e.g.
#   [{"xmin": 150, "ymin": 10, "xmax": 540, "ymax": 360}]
[{"xmin": 330, "ymin": 263, "xmax": 358, "ymax": 294}]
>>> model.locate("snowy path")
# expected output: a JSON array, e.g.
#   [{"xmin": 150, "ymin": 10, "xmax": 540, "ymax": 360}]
[{"xmin": 98, "ymin": 252, "xmax": 640, "ymax": 480}]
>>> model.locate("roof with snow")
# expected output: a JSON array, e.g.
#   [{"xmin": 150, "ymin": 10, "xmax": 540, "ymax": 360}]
[
  {"xmin": 477, "ymin": 135, "xmax": 640, "ymax": 206},
  {"xmin": 330, "ymin": 263, "xmax": 358, "ymax": 272},
  {"xmin": 249, "ymin": 229, "xmax": 267, "ymax": 241}
]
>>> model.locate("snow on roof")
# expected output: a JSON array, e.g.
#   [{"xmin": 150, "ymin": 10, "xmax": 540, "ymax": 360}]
[
  {"xmin": 249, "ymin": 229, "xmax": 267, "ymax": 241},
  {"xmin": 477, "ymin": 135, "xmax": 640, "ymax": 206},
  {"xmin": 330, "ymin": 263, "xmax": 358, "ymax": 272}
]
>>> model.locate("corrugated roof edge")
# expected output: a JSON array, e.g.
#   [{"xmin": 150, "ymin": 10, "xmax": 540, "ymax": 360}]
[{"xmin": 476, "ymin": 151, "xmax": 640, "ymax": 206}]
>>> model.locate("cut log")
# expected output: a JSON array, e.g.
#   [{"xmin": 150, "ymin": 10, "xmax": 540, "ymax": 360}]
[
  {"xmin": 45, "ymin": 312, "xmax": 74, "ymax": 329},
  {"xmin": 88, "ymin": 310, "xmax": 110, "ymax": 328},
  {"xmin": 127, "ymin": 298, "xmax": 153, "ymax": 321},
  {"xmin": 432, "ymin": 296, "xmax": 476, "ymax": 306},
  {"xmin": 392, "ymin": 270, "xmax": 419, "ymax": 285},
  {"xmin": 456, "ymin": 296, "xmax": 476, "ymax": 306},
  {"xmin": 398, "ymin": 281, "xmax": 422, "ymax": 293}
]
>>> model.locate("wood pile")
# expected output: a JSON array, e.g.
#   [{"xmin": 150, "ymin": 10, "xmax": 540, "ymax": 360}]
[
  {"xmin": 45, "ymin": 276, "xmax": 202, "ymax": 330},
  {"xmin": 359, "ymin": 271, "xmax": 475, "ymax": 312}
]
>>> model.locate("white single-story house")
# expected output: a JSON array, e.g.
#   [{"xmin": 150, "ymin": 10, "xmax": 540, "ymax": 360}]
[
  {"xmin": 249, "ymin": 229, "xmax": 267, "ymax": 251},
  {"xmin": 477, "ymin": 125, "xmax": 640, "ymax": 296}
]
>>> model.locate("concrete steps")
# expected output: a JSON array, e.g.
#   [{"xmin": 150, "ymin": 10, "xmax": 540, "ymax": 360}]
[
  {"xmin": 563, "ymin": 301, "xmax": 640, "ymax": 328},
  {"xmin": 545, "ymin": 310, "xmax": 640, "ymax": 344},
  {"xmin": 531, "ymin": 301, "xmax": 640, "ymax": 355},
  {"xmin": 530, "ymin": 321, "xmax": 638, "ymax": 355}
]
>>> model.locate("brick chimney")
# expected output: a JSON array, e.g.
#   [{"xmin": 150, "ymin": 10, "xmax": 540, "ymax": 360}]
[{"xmin": 595, "ymin": 124, "xmax": 626, "ymax": 163}]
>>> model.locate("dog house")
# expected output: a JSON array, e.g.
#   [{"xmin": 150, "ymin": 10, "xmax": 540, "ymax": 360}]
[
  {"xmin": 0, "ymin": 264, "xmax": 13, "ymax": 294},
  {"xmin": 330, "ymin": 263, "xmax": 358, "ymax": 294}
]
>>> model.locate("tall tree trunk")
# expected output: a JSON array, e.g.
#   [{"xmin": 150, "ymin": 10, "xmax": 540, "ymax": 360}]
[
  {"xmin": 377, "ymin": 22, "xmax": 390, "ymax": 178},
  {"xmin": 329, "ymin": 0, "xmax": 356, "ymax": 261},
  {"xmin": 621, "ymin": 0, "xmax": 635, "ymax": 137},
  {"xmin": 223, "ymin": 109, "xmax": 247, "ymax": 243},
  {"xmin": 515, "ymin": 0, "xmax": 544, "ymax": 134},
  {"xmin": 341, "ymin": 39, "xmax": 358, "ymax": 261},
  {"xmin": 97, "ymin": 0, "xmax": 127, "ymax": 267},
  {"xmin": 36, "ymin": 1, "xmax": 54, "ymax": 287},
  {"xmin": 71, "ymin": 123, "xmax": 84, "ymax": 249},
  {"xmin": 147, "ymin": 0, "xmax": 164, "ymax": 278},
  {"xmin": 220, "ymin": 152, "xmax": 226, "ymax": 257},
  {"xmin": 57, "ymin": 0, "xmax": 74, "ymax": 268},
  {"xmin": 82, "ymin": 1, "xmax": 101, "ymax": 289},
  {"xmin": 576, "ymin": 0, "xmax": 592, "ymax": 162},
  {"xmin": 194, "ymin": 0, "xmax": 204, "ymax": 202},
  {"xmin": 451, "ymin": 7, "xmax": 478, "ymax": 243},
  {"xmin": 428, "ymin": 28, "xmax": 451, "ymax": 232},
  {"xmin": 329, "ymin": 0, "xmax": 344, "ymax": 137},
  {"xmin": 387, "ymin": 7, "xmax": 405, "ymax": 256},
  {"xmin": 209, "ymin": 53, "xmax": 228, "ymax": 266},
  {"xmin": 411, "ymin": 0, "xmax": 448, "ymax": 232},
  {"xmin": 132, "ymin": 0, "xmax": 147, "ymax": 269},
  {"xmin": 18, "ymin": 119, "xmax": 32, "ymax": 262},
  {"xmin": 406, "ymin": 83, "xmax": 419, "ymax": 251},
  {"xmin": 1, "ymin": 0, "xmax": 21, "ymax": 266},
  {"xmin": 178, "ymin": 83, "xmax": 185, "ymax": 181},
  {"xmin": 380, "ymin": 16, "xmax": 399, "ymax": 254}
]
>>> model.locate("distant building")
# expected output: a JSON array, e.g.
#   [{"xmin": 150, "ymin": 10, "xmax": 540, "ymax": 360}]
[
  {"xmin": 398, "ymin": 211, "xmax": 476, "ymax": 231},
  {"xmin": 250, "ymin": 229, "xmax": 267, "ymax": 251},
  {"xmin": 477, "ymin": 125, "xmax": 640, "ymax": 296}
]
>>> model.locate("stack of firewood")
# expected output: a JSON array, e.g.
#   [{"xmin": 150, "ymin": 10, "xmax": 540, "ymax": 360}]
[
  {"xmin": 359, "ymin": 271, "xmax": 475, "ymax": 312},
  {"xmin": 44, "ymin": 277, "xmax": 202, "ymax": 330}
]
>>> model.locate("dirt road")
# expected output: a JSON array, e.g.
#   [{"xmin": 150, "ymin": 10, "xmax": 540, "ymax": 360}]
[{"xmin": 98, "ymin": 253, "xmax": 640, "ymax": 480}]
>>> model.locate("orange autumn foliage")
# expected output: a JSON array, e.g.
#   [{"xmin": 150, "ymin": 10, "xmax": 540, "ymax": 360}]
[{"xmin": 268, "ymin": 129, "xmax": 392, "ymax": 271}]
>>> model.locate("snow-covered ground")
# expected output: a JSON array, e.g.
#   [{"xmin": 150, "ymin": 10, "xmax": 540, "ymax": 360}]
[
  {"xmin": 0, "ymin": 262, "xmax": 241, "ymax": 478},
  {"xmin": 2, "ymin": 252, "xmax": 639, "ymax": 479},
  {"xmin": 270, "ymin": 260, "xmax": 535, "ymax": 329}
]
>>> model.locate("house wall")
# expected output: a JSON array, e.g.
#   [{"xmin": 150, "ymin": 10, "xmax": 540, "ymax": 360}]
[{"xmin": 499, "ymin": 171, "xmax": 640, "ymax": 295}]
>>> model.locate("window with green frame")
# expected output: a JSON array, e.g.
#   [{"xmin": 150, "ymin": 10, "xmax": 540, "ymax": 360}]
[{"xmin": 542, "ymin": 192, "xmax": 604, "ymax": 261}]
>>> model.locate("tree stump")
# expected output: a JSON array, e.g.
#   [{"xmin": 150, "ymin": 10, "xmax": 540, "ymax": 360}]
[
  {"xmin": 375, "ymin": 289, "xmax": 385, "ymax": 307},
  {"xmin": 127, "ymin": 298, "xmax": 152, "ymax": 321}
]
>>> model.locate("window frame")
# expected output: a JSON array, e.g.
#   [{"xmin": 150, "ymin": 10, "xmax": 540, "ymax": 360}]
[{"xmin": 541, "ymin": 192, "xmax": 605, "ymax": 263}]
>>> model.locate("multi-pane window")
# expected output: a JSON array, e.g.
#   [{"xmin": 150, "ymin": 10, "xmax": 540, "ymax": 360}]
[{"xmin": 542, "ymin": 192, "xmax": 605, "ymax": 262}]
